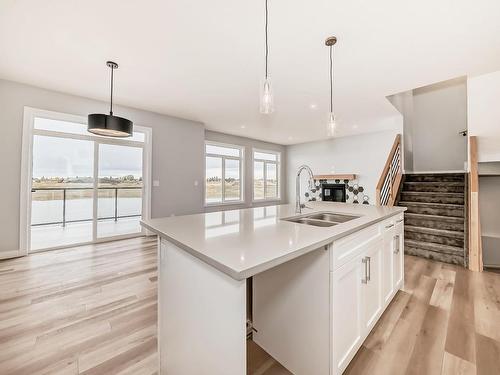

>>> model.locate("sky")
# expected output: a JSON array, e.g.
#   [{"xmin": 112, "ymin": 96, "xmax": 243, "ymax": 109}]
[{"xmin": 32, "ymin": 135, "xmax": 143, "ymax": 178}]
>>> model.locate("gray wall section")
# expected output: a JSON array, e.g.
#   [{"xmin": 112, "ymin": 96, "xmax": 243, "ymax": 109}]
[
  {"xmin": 387, "ymin": 91, "xmax": 414, "ymax": 172},
  {"xmin": 411, "ymin": 78, "xmax": 468, "ymax": 172},
  {"xmin": 479, "ymin": 175, "xmax": 500, "ymax": 267},
  {"xmin": 204, "ymin": 130, "xmax": 287, "ymax": 212},
  {"xmin": 0, "ymin": 79, "xmax": 205, "ymax": 253}
]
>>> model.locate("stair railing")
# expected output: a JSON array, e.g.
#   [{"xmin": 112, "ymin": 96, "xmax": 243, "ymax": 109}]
[{"xmin": 376, "ymin": 134, "xmax": 402, "ymax": 206}]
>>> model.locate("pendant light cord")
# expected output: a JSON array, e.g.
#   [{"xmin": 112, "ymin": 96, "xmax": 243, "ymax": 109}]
[
  {"xmin": 110, "ymin": 65, "xmax": 114, "ymax": 116},
  {"xmin": 265, "ymin": 0, "xmax": 269, "ymax": 79},
  {"xmin": 329, "ymin": 45, "xmax": 333, "ymax": 114}
]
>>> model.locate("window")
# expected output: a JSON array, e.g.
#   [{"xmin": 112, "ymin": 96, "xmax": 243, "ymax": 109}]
[
  {"xmin": 253, "ymin": 150, "xmax": 280, "ymax": 201},
  {"xmin": 34, "ymin": 117, "xmax": 145, "ymax": 141},
  {"xmin": 21, "ymin": 107, "xmax": 152, "ymax": 253},
  {"xmin": 205, "ymin": 142, "xmax": 243, "ymax": 205}
]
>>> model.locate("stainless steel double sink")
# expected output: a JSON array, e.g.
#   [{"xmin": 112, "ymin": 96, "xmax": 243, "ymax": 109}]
[{"xmin": 283, "ymin": 212, "xmax": 362, "ymax": 227}]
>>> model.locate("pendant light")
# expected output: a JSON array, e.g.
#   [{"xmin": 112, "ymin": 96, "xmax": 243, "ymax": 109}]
[
  {"xmin": 325, "ymin": 36, "xmax": 337, "ymax": 137},
  {"xmin": 88, "ymin": 61, "xmax": 133, "ymax": 137},
  {"xmin": 260, "ymin": 0, "xmax": 274, "ymax": 114}
]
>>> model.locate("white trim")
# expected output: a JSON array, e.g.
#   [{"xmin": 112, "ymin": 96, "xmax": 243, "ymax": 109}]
[
  {"xmin": 19, "ymin": 107, "xmax": 36, "ymax": 256},
  {"xmin": 251, "ymin": 148, "xmax": 281, "ymax": 202},
  {"xmin": 204, "ymin": 141, "xmax": 245, "ymax": 207},
  {"xmin": 0, "ymin": 250, "xmax": 24, "ymax": 260},
  {"xmin": 142, "ymin": 126, "xmax": 153, "ymax": 235},
  {"xmin": 92, "ymin": 141, "xmax": 99, "ymax": 241},
  {"xmin": 20, "ymin": 106, "xmax": 153, "ymax": 254}
]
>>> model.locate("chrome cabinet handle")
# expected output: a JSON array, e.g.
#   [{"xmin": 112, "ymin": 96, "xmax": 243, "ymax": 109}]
[
  {"xmin": 362, "ymin": 257, "xmax": 368, "ymax": 284},
  {"xmin": 385, "ymin": 223, "xmax": 394, "ymax": 229},
  {"xmin": 396, "ymin": 218, "xmax": 404, "ymax": 223},
  {"xmin": 367, "ymin": 256, "xmax": 371, "ymax": 281},
  {"xmin": 394, "ymin": 235, "xmax": 400, "ymax": 254}
]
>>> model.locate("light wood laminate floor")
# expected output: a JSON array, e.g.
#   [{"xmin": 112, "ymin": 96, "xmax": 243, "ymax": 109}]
[{"xmin": 1, "ymin": 237, "xmax": 499, "ymax": 374}]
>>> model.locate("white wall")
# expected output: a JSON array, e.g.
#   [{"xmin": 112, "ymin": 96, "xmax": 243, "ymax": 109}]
[
  {"xmin": 0, "ymin": 79, "xmax": 205, "ymax": 254},
  {"xmin": 286, "ymin": 130, "xmax": 399, "ymax": 205},
  {"xmin": 205, "ymin": 131, "xmax": 287, "ymax": 211},
  {"xmin": 479, "ymin": 175, "xmax": 500, "ymax": 267},
  {"xmin": 411, "ymin": 78, "xmax": 468, "ymax": 172},
  {"xmin": 467, "ymin": 70, "xmax": 500, "ymax": 162}
]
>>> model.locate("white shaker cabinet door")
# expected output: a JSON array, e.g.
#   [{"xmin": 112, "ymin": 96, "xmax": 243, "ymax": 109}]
[
  {"xmin": 393, "ymin": 220, "xmax": 404, "ymax": 288},
  {"xmin": 382, "ymin": 225, "xmax": 395, "ymax": 305},
  {"xmin": 361, "ymin": 238, "xmax": 383, "ymax": 333},
  {"xmin": 331, "ymin": 255, "xmax": 363, "ymax": 375}
]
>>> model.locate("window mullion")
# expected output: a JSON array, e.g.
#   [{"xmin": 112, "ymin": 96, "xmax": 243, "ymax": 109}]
[
  {"xmin": 263, "ymin": 161, "xmax": 267, "ymax": 199},
  {"xmin": 221, "ymin": 156, "xmax": 226, "ymax": 203}
]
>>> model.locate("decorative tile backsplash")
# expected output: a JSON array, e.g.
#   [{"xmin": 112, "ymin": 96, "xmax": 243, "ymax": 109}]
[{"xmin": 306, "ymin": 178, "xmax": 370, "ymax": 205}]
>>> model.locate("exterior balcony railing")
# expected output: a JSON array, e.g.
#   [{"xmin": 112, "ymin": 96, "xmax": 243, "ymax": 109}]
[{"xmin": 31, "ymin": 186, "xmax": 142, "ymax": 227}]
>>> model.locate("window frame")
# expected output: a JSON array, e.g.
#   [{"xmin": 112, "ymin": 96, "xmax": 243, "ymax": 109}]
[
  {"xmin": 252, "ymin": 148, "xmax": 281, "ymax": 202},
  {"xmin": 204, "ymin": 141, "xmax": 245, "ymax": 206},
  {"xmin": 19, "ymin": 106, "xmax": 153, "ymax": 255}
]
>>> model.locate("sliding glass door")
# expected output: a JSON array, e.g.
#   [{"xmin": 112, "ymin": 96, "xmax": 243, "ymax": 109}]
[
  {"xmin": 26, "ymin": 110, "xmax": 151, "ymax": 252},
  {"xmin": 97, "ymin": 143, "xmax": 143, "ymax": 239},
  {"xmin": 31, "ymin": 136, "xmax": 95, "ymax": 250}
]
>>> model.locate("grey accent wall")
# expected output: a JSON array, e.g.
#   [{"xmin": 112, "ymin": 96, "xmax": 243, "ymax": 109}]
[
  {"xmin": 387, "ymin": 91, "xmax": 414, "ymax": 172},
  {"xmin": 0, "ymin": 79, "xmax": 205, "ymax": 254},
  {"xmin": 479, "ymin": 175, "xmax": 500, "ymax": 267},
  {"xmin": 204, "ymin": 130, "xmax": 287, "ymax": 212},
  {"xmin": 412, "ymin": 78, "xmax": 468, "ymax": 172},
  {"xmin": 387, "ymin": 77, "xmax": 468, "ymax": 173}
]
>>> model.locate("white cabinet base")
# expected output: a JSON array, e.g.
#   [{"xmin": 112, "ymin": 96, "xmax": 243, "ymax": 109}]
[
  {"xmin": 159, "ymin": 240, "xmax": 246, "ymax": 375},
  {"xmin": 156, "ymin": 215, "xmax": 405, "ymax": 375},
  {"xmin": 253, "ymin": 247, "xmax": 331, "ymax": 375}
]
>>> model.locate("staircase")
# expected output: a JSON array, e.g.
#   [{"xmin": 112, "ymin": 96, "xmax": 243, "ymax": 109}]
[{"xmin": 396, "ymin": 173, "xmax": 468, "ymax": 266}]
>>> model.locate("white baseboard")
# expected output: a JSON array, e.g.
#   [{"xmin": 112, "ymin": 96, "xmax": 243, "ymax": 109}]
[{"xmin": 0, "ymin": 250, "xmax": 24, "ymax": 260}]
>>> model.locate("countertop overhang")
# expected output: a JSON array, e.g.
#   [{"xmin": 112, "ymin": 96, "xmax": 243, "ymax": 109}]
[{"xmin": 141, "ymin": 202, "xmax": 406, "ymax": 280}]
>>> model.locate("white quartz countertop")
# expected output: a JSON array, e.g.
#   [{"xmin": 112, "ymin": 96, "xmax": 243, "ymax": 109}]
[{"xmin": 141, "ymin": 202, "xmax": 406, "ymax": 280}]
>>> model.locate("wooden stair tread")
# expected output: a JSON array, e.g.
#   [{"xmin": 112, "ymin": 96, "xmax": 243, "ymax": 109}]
[
  {"xmin": 399, "ymin": 201, "xmax": 464, "ymax": 208},
  {"xmin": 400, "ymin": 191, "xmax": 464, "ymax": 196},
  {"xmin": 403, "ymin": 181, "xmax": 465, "ymax": 186},
  {"xmin": 405, "ymin": 239, "xmax": 464, "ymax": 255},
  {"xmin": 404, "ymin": 213, "xmax": 464, "ymax": 223},
  {"xmin": 405, "ymin": 175, "xmax": 466, "ymax": 177},
  {"xmin": 398, "ymin": 172, "xmax": 467, "ymax": 266},
  {"xmin": 404, "ymin": 225, "xmax": 465, "ymax": 238}
]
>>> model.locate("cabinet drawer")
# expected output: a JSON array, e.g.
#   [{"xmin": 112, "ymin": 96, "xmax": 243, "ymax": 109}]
[
  {"xmin": 331, "ymin": 224, "xmax": 381, "ymax": 271},
  {"xmin": 379, "ymin": 214, "xmax": 404, "ymax": 232}
]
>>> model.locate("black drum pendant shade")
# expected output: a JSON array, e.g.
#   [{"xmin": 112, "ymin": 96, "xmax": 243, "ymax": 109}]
[
  {"xmin": 88, "ymin": 114, "xmax": 133, "ymax": 137},
  {"xmin": 88, "ymin": 61, "xmax": 133, "ymax": 137}
]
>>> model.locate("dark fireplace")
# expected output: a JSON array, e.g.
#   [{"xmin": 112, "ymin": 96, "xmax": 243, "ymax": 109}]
[{"xmin": 321, "ymin": 183, "xmax": 346, "ymax": 202}]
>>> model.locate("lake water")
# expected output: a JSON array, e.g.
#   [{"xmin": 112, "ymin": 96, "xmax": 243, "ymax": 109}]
[{"xmin": 31, "ymin": 197, "xmax": 142, "ymax": 225}]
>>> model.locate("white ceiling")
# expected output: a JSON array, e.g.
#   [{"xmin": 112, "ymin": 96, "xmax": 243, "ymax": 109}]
[{"xmin": 1, "ymin": 0, "xmax": 500, "ymax": 145}]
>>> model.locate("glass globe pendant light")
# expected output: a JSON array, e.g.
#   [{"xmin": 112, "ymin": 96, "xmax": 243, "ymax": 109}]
[
  {"xmin": 260, "ymin": 0, "xmax": 274, "ymax": 114},
  {"xmin": 326, "ymin": 36, "xmax": 337, "ymax": 137}
]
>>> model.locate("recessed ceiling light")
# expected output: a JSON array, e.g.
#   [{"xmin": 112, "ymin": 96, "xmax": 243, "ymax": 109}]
[
  {"xmin": 287, "ymin": 136, "xmax": 293, "ymax": 141},
  {"xmin": 309, "ymin": 104, "xmax": 318, "ymax": 110},
  {"xmin": 240, "ymin": 125, "xmax": 246, "ymax": 129},
  {"xmin": 352, "ymin": 124, "xmax": 358, "ymax": 129}
]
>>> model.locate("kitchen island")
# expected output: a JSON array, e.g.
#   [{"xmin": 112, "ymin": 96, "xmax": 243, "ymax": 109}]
[{"xmin": 141, "ymin": 202, "xmax": 406, "ymax": 375}]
